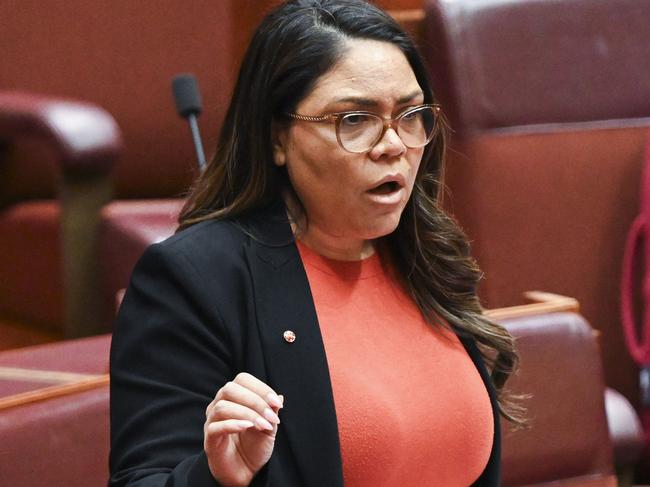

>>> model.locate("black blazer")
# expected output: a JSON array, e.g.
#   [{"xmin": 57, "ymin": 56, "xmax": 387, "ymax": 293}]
[{"xmin": 109, "ymin": 201, "xmax": 501, "ymax": 487}]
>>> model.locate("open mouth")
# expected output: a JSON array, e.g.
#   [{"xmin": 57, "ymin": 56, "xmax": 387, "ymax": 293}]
[{"xmin": 368, "ymin": 181, "xmax": 401, "ymax": 194}]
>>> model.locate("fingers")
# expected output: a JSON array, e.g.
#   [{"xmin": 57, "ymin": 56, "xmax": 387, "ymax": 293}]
[
  {"xmin": 233, "ymin": 372, "xmax": 284, "ymax": 409},
  {"xmin": 208, "ymin": 399, "xmax": 277, "ymax": 432},
  {"xmin": 208, "ymin": 373, "xmax": 283, "ymax": 410},
  {"xmin": 206, "ymin": 418, "xmax": 256, "ymax": 436},
  {"xmin": 206, "ymin": 373, "xmax": 285, "ymax": 434},
  {"xmin": 218, "ymin": 380, "xmax": 281, "ymax": 420}
]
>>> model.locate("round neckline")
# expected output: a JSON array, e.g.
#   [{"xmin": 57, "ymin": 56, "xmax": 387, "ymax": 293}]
[{"xmin": 296, "ymin": 239, "xmax": 382, "ymax": 280}]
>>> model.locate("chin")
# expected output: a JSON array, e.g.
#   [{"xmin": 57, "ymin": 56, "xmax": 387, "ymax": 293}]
[{"xmin": 362, "ymin": 211, "xmax": 403, "ymax": 240}]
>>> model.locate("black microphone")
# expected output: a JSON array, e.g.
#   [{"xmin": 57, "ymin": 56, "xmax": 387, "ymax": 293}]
[{"xmin": 171, "ymin": 74, "xmax": 207, "ymax": 171}]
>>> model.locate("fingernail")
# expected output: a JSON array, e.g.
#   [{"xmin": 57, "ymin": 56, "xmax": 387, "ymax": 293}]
[
  {"xmin": 263, "ymin": 407, "xmax": 280, "ymax": 424},
  {"xmin": 256, "ymin": 416, "xmax": 274, "ymax": 431},
  {"xmin": 267, "ymin": 392, "xmax": 283, "ymax": 408},
  {"xmin": 236, "ymin": 420, "xmax": 255, "ymax": 429}
]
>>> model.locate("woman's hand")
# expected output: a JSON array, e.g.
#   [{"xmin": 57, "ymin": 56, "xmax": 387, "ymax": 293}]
[{"xmin": 204, "ymin": 372, "xmax": 284, "ymax": 487}]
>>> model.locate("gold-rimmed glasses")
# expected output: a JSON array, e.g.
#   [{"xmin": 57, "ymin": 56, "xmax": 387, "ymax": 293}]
[{"xmin": 287, "ymin": 104, "xmax": 441, "ymax": 154}]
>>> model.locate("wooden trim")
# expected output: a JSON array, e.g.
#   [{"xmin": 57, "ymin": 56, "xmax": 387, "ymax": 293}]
[
  {"xmin": 0, "ymin": 366, "xmax": 101, "ymax": 383},
  {"xmin": 484, "ymin": 291, "xmax": 580, "ymax": 321},
  {"xmin": 0, "ymin": 374, "xmax": 109, "ymax": 411},
  {"xmin": 388, "ymin": 8, "xmax": 426, "ymax": 44},
  {"xmin": 388, "ymin": 8, "xmax": 425, "ymax": 23}
]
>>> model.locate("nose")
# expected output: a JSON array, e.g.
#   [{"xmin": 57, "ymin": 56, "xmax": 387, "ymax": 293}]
[{"xmin": 369, "ymin": 126, "xmax": 406, "ymax": 160}]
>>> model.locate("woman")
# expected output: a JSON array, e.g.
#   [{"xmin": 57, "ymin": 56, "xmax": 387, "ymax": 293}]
[{"xmin": 109, "ymin": 1, "xmax": 520, "ymax": 486}]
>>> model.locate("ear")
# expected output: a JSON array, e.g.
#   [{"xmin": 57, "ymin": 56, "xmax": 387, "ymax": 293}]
[{"xmin": 272, "ymin": 122, "xmax": 288, "ymax": 167}]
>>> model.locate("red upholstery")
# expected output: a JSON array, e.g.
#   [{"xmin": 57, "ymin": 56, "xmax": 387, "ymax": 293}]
[
  {"xmin": 0, "ymin": 387, "xmax": 109, "ymax": 487},
  {"xmin": 0, "ymin": 334, "xmax": 110, "ymax": 485},
  {"xmin": 0, "ymin": 93, "xmax": 122, "ymax": 339},
  {"xmin": 0, "ymin": 1, "xmax": 236, "ymax": 339},
  {"xmin": 0, "ymin": 334, "xmax": 109, "ymax": 399},
  {"xmin": 0, "ymin": 334, "xmax": 110, "ymax": 373},
  {"xmin": 423, "ymin": 0, "xmax": 650, "ymax": 409},
  {"xmin": 0, "ymin": 1, "xmax": 232, "ymax": 199},
  {"xmin": 0, "ymin": 202, "xmax": 62, "ymax": 328},
  {"xmin": 99, "ymin": 199, "xmax": 183, "ymax": 325},
  {"xmin": 0, "ymin": 92, "xmax": 121, "ymax": 174},
  {"xmin": 423, "ymin": 0, "xmax": 650, "ymax": 137},
  {"xmin": 500, "ymin": 312, "xmax": 615, "ymax": 485}
]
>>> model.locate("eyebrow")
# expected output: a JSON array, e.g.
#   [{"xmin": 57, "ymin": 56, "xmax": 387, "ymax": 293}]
[{"xmin": 333, "ymin": 90, "xmax": 424, "ymax": 107}]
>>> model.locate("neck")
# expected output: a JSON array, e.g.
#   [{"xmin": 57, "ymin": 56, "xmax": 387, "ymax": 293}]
[
  {"xmin": 284, "ymin": 195, "xmax": 375, "ymax": 261},
  {"xmin": 296, "ymin": 227, "xmax": 375, "ymax": 261}
]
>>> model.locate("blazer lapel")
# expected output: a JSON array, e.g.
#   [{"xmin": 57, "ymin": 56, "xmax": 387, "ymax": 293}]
[{"xmin": 242, "ymin": 203, "xmax": 344, "ymax": 487}]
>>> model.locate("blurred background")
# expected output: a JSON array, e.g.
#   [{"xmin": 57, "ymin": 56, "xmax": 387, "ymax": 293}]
[{"xmin": 1, "ymin": 0, "xmax": 649, "ymax": 485}]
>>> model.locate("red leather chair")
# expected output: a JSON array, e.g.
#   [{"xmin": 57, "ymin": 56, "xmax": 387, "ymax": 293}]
[
  {"xmin": 0, "ymin": 387, "xmax": 110, "ymax": 487},
  {"xmin": 99, "ymin": 199, "xmax": 184, "ymax": 322},
  {"xmin": 498, "ymin": 311, "xmax": 617, "ymax": 486},
  {"xmin": 0, "ymin": 93, "xmax": 121, "ymax": 343},
  {"xmin": 0, "ymin": 334, "xmax": 110, "ymax": 486},
  {"xmin": 0, "ymin": 2, "xmax": 236, "ymax": 340},
  {"xmin": 422, "ymin": 0, "xmax": 650, "ymax": 418}
]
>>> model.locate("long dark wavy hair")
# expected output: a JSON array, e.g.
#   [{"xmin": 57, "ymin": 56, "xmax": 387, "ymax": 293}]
[{"xmin": 179, "ymin": 0, "xmax": 523, "ymax": 425}]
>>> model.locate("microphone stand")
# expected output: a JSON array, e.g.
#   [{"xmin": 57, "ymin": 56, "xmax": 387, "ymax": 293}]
[{"xmin": 171, "ymin": 73, "xmax": 207, "ymax": 172}]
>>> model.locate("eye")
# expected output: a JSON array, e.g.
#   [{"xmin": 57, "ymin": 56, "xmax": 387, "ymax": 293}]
[
  {"xmin": 401, "ymin": 109, "xmax": 420, "ymax": 122},
  {"xmin": 341, "ymin": 113, "xmax": 371, "ymax": 127}
]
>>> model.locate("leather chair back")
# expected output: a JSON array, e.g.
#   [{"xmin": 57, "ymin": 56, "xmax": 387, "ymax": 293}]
[
  {"xmin": 423, "ymin": 0, "xmax": 650, "ymax": 403},
  {"xmin": 501, "ymin": 312, "xmax": 616, "ymax": 486},
  {"xmin": 0, "ymin": 1, "xmax": 234, "ymax": 201},
  {"xmin": 0, "ymin": 2, "xmax": 235, "ymax": 335}
]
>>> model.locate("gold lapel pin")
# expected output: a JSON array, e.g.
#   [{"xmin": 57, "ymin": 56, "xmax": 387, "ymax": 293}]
[{"xmin": 283, "ymin": 330, "xmax": 296, "ymax": 343}]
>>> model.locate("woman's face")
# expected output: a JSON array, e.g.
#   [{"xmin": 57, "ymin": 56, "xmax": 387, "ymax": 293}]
[{"xmin": 274, "ymin": 39, "xmax": 425, "ymax": 259}]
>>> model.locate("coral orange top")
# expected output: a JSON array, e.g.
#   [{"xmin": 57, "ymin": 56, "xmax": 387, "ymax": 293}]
[{"xmin": 297, "ymin": 241, "xmax": 494, "ymax": 487}]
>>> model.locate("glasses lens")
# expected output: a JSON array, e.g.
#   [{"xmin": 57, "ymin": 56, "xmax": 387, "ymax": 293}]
[
  {"xmin": 337, "ymin": 113, "xmax": 383, "ymax": 153},
  {"xmin": 397, "ymin": 106, "xmax": 437, "ymax": 148}
]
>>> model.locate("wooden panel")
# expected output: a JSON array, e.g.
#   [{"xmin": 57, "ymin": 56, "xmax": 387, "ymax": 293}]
[
  {"xmin": 231, "ymin": 0, "xmax": 279, "ymax": 73},
  {"xmin": 389, "ymin": 8, "xmax": 425, "ymax": 44},
  {"xmin": 230, "ymin": 0, "xmax": 426, "ymax": 71},
  {"xmin": 0, "ymin": 319, "xmax": 61, "ymax": 351}
]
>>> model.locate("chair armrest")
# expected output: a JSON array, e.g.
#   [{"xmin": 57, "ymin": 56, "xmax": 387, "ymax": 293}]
[
  {"xmin": 0, "ymin": 91, "xmax": 122, "ymax": 173},
  {"xmin": 605, "ymin": 387, "xmax": 645, "ymax": 469},
  {"xmin": 500, "ymin": 312, "xmax": 616, "ymax": 486},
  {"xmin": 488, "ymin": 293, "xmax": 645, "ymax": 482},
  {"xmin": 0, "ymin": 92, "xmax": 123, "ymax": 336}
]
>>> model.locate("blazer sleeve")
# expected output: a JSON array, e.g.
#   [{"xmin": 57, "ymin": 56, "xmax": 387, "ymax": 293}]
[{"xmin": 109, "ymin": 241, "xmax": 253, "ymax": 487}]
